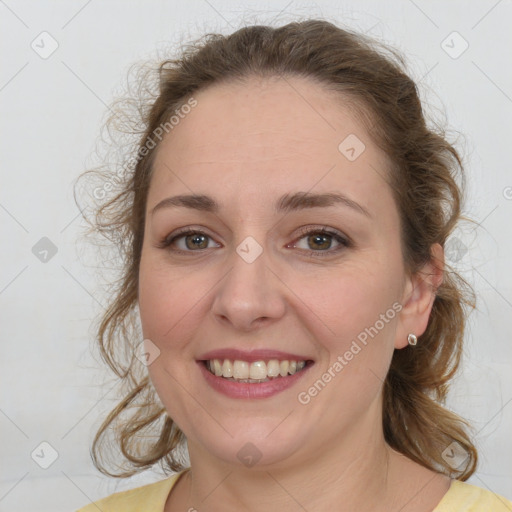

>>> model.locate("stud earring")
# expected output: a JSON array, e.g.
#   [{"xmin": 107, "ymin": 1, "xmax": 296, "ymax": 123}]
[{"xmin": 407, "ymin": 333, "xmax": 417, "ymax": 346}]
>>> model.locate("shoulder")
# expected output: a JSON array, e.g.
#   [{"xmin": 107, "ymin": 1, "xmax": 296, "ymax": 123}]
[
  {"xmin": 75, "ymin": 471, "xmax": 185, "ymax": 512},
  {"xmin": 434, "ymin": 479, "xmax": 512, "ymax": 511}
]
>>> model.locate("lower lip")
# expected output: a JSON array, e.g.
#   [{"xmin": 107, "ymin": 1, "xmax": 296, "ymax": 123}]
[{"xmin": 197, "ymin": 361, "xmax": 313, "ymax": 399}]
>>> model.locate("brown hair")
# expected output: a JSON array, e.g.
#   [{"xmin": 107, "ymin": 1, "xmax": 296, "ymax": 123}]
[{"xmin": 77, "ymin": 18, "xmax": 477, "ymax": 479}]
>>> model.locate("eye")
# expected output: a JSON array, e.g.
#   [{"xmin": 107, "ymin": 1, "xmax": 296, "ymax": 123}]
[
  {"xmin": 157, "ymin": 229, "xmax": 220, "ymax": 252},
  {"xmin": 157, "ymin": 226, "xmax": 351, "ymax": 257},
  {"xmin": 288, "ymin": 226, "xmax": 351, "ymax": 257}
]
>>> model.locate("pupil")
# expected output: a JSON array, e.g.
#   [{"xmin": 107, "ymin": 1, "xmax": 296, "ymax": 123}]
[
  {"xmin": 309, "ymin": 234, "xmax": 330, "ymax": 250},
  {"xmin": 187, "ymin": 234, "xmax": 207, "ymax": 249}
]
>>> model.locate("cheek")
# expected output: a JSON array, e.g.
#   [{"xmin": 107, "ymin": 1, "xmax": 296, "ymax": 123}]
[
  {"xmin": 308, "ymin": 271, "xmax": 400, "ymax": 387},
  {"xmin": 309, "ymin": 263, "xmax": 400, "ymax": 336},
  {"xmin": 307, "ymin": 265, "xmax": 402, "ymax": 395},
  {"xmin": 138, "ymin": 255, "xmax": 179, "ymax": 339},
  {"xmin": 138, "ymin": 256, "xmax": 212, "ymax": 348},
  {"xmin": 137, "ymin": 259, "xmax": 205, "ymax": 419}
]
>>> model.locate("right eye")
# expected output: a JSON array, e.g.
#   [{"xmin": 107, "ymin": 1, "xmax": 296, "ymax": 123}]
[{"xmin": 157, "ymin": 229, "xmax": 221, "ymax": 253}]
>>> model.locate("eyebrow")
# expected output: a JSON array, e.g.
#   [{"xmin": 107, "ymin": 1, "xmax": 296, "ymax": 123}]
[{"xmin": 150, "ymin": 191, "xmax": 372, "ymax": 218}]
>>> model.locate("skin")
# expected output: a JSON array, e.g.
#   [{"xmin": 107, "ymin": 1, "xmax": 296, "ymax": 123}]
[{"xmin": 138, "ymin": 75, "xmax": 449, "ymax": 511}]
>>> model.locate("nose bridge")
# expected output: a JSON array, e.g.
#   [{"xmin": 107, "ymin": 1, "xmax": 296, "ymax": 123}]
[{"xmin": 211, "ymin": 234, "xmax": 286, "ymax": 330}]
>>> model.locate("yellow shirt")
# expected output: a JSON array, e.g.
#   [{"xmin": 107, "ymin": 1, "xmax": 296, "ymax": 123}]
[{"xmin": 76, "ymin": 471, "xmax": 512, "ymax": 511}]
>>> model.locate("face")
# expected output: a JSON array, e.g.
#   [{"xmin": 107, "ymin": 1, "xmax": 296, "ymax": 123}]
[{"xmin": 138, "ymin": 76, "xmax": 424, "ymax": 469}]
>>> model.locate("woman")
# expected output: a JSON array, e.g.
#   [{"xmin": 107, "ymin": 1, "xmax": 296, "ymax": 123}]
[{"xmin": 76, "ymin": 19, "xmax": 512, "ymax": 511}]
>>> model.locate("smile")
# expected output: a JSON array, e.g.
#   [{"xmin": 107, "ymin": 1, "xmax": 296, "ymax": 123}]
[
  {"xmin": 198, "ymin": 358, "xmax": 314, "ymax": 399},
  {"xmin": 205, "ymin": 359, "xmax": 307, "ymax": 382}
]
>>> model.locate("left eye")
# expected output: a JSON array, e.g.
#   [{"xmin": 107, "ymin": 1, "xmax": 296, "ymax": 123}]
[{"xmin": 289, "ymin": 228, "xmax": 350, "ymax": 255}]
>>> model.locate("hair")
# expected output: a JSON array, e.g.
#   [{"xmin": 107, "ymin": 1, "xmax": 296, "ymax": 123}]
[{"xmin": 77, "ymin": 18, "xmax": 478, "ymax": 480}]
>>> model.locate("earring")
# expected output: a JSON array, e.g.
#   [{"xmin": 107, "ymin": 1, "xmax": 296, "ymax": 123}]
[{"xmin": 407, "ymin": 333, "xmax": 418, "ymax": 346}]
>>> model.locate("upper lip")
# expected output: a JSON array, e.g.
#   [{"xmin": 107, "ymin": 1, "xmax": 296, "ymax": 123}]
[{"xmin": 198, "ymin": 349, "xmax": 314, "ymax": 363}]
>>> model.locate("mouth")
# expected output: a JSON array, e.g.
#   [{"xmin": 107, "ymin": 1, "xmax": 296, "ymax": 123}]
[
  {"xmin": 201, "ymin": 358, "xmax": 313, "ymax": 383},
  {"xmin": 198, "ymin": 358, "xmax": 314, "ymax": 398}
]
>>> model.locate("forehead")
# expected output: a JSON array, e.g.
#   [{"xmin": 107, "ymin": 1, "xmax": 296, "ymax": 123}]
[{"xmin": 149, "ymin": 75, "xmax": 393, "ymax": 215}]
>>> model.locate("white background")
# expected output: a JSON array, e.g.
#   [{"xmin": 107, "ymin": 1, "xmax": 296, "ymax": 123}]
[{"xmin": 1, "ymin": 1, "xmax": 511, "ymax": 510}]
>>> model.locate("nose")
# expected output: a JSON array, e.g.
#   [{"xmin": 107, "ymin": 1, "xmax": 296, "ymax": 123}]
[{"xmin": 210, "ymin": 243, "xmax": 287, "ymax": 332}]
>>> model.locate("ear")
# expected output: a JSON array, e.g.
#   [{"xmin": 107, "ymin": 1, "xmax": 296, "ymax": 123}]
[{"xmin": 395, "ymin": 243, "xmax": 444, "ymax": 349}]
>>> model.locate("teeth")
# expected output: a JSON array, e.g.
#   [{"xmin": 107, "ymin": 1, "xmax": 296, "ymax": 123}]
[
  {"xmin": 222, "ymin": 359, "xmax": 233, "ymax": 378},
  {"xmin": 249, "ymin": 361, "xmax": 267, "ymax": 380},
  {"xmin": 267, "ymin": 359, "xmax": 280, "ymax": 377},
  {"xmin": 233, "ymin": 360, "xmax": 249, "ymax": 379},
  {"xmin": 206, "ymin": 359, "xmax": 307, "ymax": 380},
  {"xmin": 213, "ymin": 359, "xmax": 222, "ymax": 377}
]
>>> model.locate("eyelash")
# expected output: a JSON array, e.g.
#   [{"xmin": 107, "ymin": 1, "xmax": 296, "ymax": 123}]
[{"xmin": 157, "ymin": 226, "xmax": 351, "ymax": 258}]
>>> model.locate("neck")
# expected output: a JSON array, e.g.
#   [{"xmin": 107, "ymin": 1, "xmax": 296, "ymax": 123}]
[{"xmin": 181, "ymin": 404, "xmax": 401, "ymax": 511}]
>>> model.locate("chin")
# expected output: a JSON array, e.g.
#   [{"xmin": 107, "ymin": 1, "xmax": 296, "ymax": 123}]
[{"xmin": 192, "ymin": 421, "xmax": 308, "ymax": 470}]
